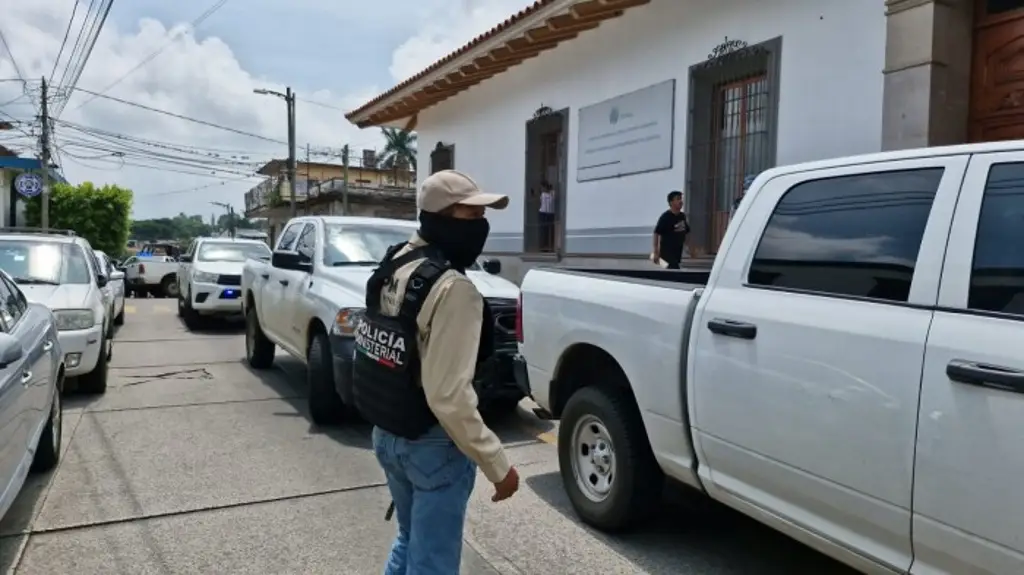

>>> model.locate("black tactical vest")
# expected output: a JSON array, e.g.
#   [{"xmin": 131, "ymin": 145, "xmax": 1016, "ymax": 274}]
[{"xmin": 351, "ymin": 243, "xmax": 494, "ymax": 439}]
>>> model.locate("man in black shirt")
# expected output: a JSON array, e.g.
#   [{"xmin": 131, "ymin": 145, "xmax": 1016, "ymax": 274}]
[{"xmin": 652, "ymin": 190, "xmax": 689, "ymax": 269}]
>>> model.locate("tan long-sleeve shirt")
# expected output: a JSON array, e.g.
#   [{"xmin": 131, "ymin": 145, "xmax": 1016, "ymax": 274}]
[{"xmin": 377, "ymin": 234, "xmax": 511, "ymax": 483}]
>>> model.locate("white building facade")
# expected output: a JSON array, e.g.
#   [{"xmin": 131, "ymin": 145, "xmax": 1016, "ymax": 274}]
[{"xmin": 348, "ymin": 0, "xmax": 1001, "ymax": 280}]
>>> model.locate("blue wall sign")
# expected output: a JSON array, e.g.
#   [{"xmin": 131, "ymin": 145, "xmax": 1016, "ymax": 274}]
[{"xmin": 14, "ymin": 173, "xmax": 43, "ymax": 198}]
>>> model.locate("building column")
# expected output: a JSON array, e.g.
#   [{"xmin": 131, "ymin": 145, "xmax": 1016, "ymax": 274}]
[{"xmin": 882, "ymin": 0, "xmax": 974, "ymax": 150}]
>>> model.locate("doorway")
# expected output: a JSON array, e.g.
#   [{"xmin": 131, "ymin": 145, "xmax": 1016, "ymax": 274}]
[
  {"xmin": 687, "ymin": 37, "xmax": 781, "ymax": 256},
  {"xmin": 970, "ymin": 0, "xmax": 1024, "ymax": 141},
  {"xmin": 523, "ymin": 109, "xmax": 568, "ymax": 256}
]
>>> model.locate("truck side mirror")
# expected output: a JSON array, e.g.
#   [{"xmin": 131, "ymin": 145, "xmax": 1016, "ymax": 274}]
[{"xmin": 482, "ymin": 258, "xmax": 501, "ymax": 275}]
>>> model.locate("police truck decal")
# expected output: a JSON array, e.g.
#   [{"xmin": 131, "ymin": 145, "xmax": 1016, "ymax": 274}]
[{"xmin": 355, "ymin": 318, "xmax": 407, "ymax": 368}]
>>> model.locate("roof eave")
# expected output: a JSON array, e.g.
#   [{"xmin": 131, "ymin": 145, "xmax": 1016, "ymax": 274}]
[{"xmin": 345, "ymin": 0, "xmax": 580, "ymax": 126}]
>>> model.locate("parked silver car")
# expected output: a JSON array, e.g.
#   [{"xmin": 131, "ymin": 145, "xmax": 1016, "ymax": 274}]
[{"xmin": 0, "ymin": 268, "xmax": 64, "ymax": 521}]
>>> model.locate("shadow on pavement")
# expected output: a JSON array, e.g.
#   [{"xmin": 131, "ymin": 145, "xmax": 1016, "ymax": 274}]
[
  {"xmin": 175, "ymin": 315, "xmax": 246, "ymax": 335},
  {"xmin": 0, "ymin": 470, "xmax": 53, "ymax": 538},
  {"xmin": 525, "ymin": 471, "xmax": 859, "ymax": 575},
  {"xmin": 246, "ymin": 354, "xmax": 556, "ymax": 452}
]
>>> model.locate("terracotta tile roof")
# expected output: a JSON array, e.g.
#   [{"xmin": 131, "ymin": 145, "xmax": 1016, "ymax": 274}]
[{"xmin": 346, "ymin": 0, "xmax": 649, "ymax": 128}]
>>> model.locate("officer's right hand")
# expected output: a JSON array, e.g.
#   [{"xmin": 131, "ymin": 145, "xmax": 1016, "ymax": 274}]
[
  {"xmin": 650, "ymin": 252, "xmax": 660, "ymax": 264},
  {"xmin": 492, "ymin": 466, "xmax": 519, "ymax": 502}
]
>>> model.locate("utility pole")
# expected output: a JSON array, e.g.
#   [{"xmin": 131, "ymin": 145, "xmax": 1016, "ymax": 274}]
[
  {"xmin": 342, "ymin": 144, "xmax": 350, "ymax": 215},
  {"xmin": 39, "ymin": 77, "xmax": 51, "ymax": 231},
  {"xmin": 305, "ymin": 143, "xmax": 311, "ymax": 215},
  {"xmin": 286, "ymin": 87, "xmax": 297, "ymax": 219},
  {"xmin": 253, "ymin": 86, "xmax": 297, "ymax": 218},
  {"xmin": 210, "ymin": 201, "xmax": 234, "ymax": 239}
]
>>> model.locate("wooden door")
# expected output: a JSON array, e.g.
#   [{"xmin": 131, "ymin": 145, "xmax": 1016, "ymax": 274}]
[
  {"xmin": 970, "ymin": 0, "xmax": 1024, "ymax": 141},
  {"xmin": 708, "ymin": 74, "xmax": 770, "ymax": 252}
]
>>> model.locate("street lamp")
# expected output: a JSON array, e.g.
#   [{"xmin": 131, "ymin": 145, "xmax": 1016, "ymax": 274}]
[{"xmin": 254, "ymin": 87, "xmax": 297, "ymax": 218}]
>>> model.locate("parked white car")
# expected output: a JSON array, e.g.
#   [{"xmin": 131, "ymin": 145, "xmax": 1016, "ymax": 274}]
[
  {"xmin": 517, "ymin": 141, "xmax": 1024, "ymax": 574},
  {"xmin": 0, "ymin": 229, "xmax": 111, "ymax": 393},
  {"xmin": 94, "ymin": 250, "xmax": 125, "ymax": 326},
  {"xmin": 176, "ymin": 237, "xmax": 271, "ymax": 329},
  {"xmin": 241, "ymin": 216, "xmax": 523, "ymax": 424}
]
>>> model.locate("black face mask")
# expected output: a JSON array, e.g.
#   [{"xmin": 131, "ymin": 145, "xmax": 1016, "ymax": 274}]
[{"xmin": 418, "ymin": 211, "xmax": 490, "ymax": 271}]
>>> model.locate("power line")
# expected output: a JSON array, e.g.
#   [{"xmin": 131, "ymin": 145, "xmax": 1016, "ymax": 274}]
[
  {"xmin": 55, "ymin": 0, "xmax": 115, "ymax": 118},
  {"xmin": 147, "ymin": 174, "xmax": 259, "ymax": 197},
  {"xmin": 0, "ymin": 93, "xmax": 26, "ymax": 107},
  {"xmin": 74, "ymin": 0, "xmax": 229, "ymax": 111},
  {"xmin": 56, "ymin": 136, "xmax": 264, "ymax": 175},
  {"xmin": 71, "ymin": 86, "xmax": 288, "ymax": 144},
  {"xmin": 50, "ymin": 0, "xmax": 82, "ymax": 85},
  {"xmin": 296, "ymin": 97, "xmax": 345, "ymax": 111},
  {"xmin": 0, "ymin": 25, "xmax": 25, "ymax": 84},
  {"xmin": 56, "ymin": 128, "xmax": 271, "ymax": 170},
  {"xmin": 58, "ymin": 146, "xmax": 260, "ymax": 179},
  {"xmin": 53, "ymin": 0, "xmax": 100, "ymax": 96},
  {"xmin": 55, "ymin": 118, "xmax": 271, "ymax": 158}
]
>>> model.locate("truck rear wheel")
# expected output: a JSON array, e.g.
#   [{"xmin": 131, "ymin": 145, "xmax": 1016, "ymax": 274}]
[
  {"xmin": 245, "ymin": 307, "xmax": 275, "ymax": 369},
  {"xmin": 558, "ymin": 385, "xmax": 663, "ymax": 532},
  {"xmin": 160, "ymin": 275, "xmax": 178, "ymax": 298}
]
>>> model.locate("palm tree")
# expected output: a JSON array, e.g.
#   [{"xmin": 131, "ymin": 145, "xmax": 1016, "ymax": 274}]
[{"xmin": 377, "ymin": 128, "xmax": 417, "ymax": 176}]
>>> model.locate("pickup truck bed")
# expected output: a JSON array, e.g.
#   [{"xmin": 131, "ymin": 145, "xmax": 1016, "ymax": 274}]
[{"xmin": 518, "ymin": 142, "xmax": 1024, "ymax": 575}]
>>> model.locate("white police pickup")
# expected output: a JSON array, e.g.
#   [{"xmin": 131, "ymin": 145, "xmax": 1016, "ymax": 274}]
[{"xmin": 241, "ymin": 216, "xmax": 522, "ymax": 425}]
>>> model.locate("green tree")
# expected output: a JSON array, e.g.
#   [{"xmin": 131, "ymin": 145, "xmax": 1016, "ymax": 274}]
[
  {"xmin": 377, "ymin": 127, "xmax": 417, "ymax": 171},
  {"xmin": 24, "ymin": 181, "xmax": 133, "ymax": 256}
]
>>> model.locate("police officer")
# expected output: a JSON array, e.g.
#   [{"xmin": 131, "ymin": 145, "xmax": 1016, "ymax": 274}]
[{"xmin": 352, "ymin": 169, "xmax": 520, "ymax": 574}]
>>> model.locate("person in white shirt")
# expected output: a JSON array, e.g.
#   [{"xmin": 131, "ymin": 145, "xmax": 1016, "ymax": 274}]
[{"xmin": 538, "ymin": 181, "xmax": 556, "ymax": 252}]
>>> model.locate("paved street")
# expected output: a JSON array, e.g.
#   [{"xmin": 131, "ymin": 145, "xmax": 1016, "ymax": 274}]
[{"xmin": 0, "ymin": 299, "xmax": 855, "ymax": 575}]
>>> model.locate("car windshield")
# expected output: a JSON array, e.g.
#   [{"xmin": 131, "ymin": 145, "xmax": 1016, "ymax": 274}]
[
  {"xmin": 0, "ymin": 240, "xmax": 91, "ymax": 285},
  {"xmin": 323, "ymin": 223, "xmax": 414, "ymax": 266},
  {"xmin": 197, "ymin": 242, "xmax": 271, "ymax": 262}
]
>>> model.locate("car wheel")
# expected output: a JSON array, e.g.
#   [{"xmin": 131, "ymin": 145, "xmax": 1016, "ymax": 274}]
[
  {"xmin": 480, "ymin": 397, "xmax": 523, "ymax": 421},
  {"xmin": 181, "ymin": 293, "xmax": 201, "ymax": 331},
  {"xmin": 307, "ymin": 330, "xmax": 346, "ymax": 426},
  {"xmin": 558, "ymin": 385, "xmax": 663, "ymax": 532},
  {"xmin": 78, "ymin": 341, "xmax": 109, "ymax": 395},
  {"xmin": 114, "ymin": 305, "xmax": 125, "ymax": 326},
  {"xmin": 244, "ymin": 306, "xmax": 275, "ymax": 369},
  {"xmin": 31, "ymin": 380, "xmax": 63, "ymax": 472},
  {"xmin": 160, "ymin": 275, "xmax": 178, "ymax": 298}
]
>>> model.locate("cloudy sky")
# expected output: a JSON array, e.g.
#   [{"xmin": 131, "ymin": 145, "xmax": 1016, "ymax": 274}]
[{"xmin": 0, "ymin": 0, "xmax": 530, "ymax": 219}]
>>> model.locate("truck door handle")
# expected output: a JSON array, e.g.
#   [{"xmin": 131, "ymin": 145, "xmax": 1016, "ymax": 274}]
[
  {"xmin": 20, "ymin": 371, "xmax": 31, "ymax": 385},
  {"xmin": 707, "ymin": 318, "xmax": 757, "ymax": 340},
  {"xmin": 279, "ymin": 279, "xmax": 289, "ymax": 286},
  {"xmin": 42, "ymin": 340, "xmax": 53, "ymax": 352},
  {"xmin": 260, "ymin": 273, "xmax": 269, "ymax": 280},
  {"xmin": 947, "ymin": 360, "xmax": 1024, "ymax": 394}
]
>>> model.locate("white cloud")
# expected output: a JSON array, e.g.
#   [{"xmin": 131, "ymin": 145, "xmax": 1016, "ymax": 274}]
[
  {"xmin": 388, "ymin": 0, "xmax": 535, "ymax": 83},
  {"xmin": 0, "ymin": 1, "xmax": 388, "ymax": 219},
  {"xmin": 0, "ymin": 1, "xmax": 534, "ymax": 220},
  {"xmin": 757, "ymin": 217, "xmax": 914, "ymax": 266}
]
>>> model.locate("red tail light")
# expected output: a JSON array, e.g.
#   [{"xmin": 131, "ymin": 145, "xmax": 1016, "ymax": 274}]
[
  {"xmin": 138, "ymin": 263, "xmax": 146, "ymax": 274},
  {"xmin": 515, "ymin": 293, "xmax": 523, "ymax": 343}
]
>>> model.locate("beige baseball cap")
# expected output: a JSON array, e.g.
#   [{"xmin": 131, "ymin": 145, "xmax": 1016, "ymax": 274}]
[{"xmin": 418, "ymin": 169, "xmax": 509, "ymax": 213}]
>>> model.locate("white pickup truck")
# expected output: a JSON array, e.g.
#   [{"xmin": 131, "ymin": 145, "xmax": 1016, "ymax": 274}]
[
  {"xmin": 516, "ymin": 142, "xmax": 1024, "ymax": 575},
  {"xmin": 241, "ymin": 216, "xmax": 524, "ymax": 425},
  {"xmin": 124, "ymin": 243, "xmax": 180, "ymax": 298}
]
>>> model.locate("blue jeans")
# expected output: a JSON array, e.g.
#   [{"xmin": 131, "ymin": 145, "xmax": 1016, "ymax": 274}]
[{"xmin": 372, "ymin": 425, "xmax": 477, "ymax": 575}]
